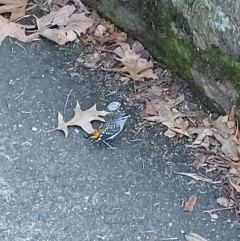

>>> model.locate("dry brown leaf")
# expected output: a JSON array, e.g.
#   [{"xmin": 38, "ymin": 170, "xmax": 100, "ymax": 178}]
[
  {"xmin": 202, "ymin": 114, "xmax": 235, "ymax": 138},
  {"xmin": 163, "ymin": 117, "xmax": 190, "ymax": 138},
  {"xmin": 0, "ymin": 16, "xmax": 39, "ymax": 45},
  {"xmin": 57, "ymin": 102, "xmax": 109, "ymax": 137},
  {"xmin": 147, "ymin": 85, "xmax": 164, "ymax": 97},
  {"xmin": 36, "ymin": 5, "xmax": 94, "ymax": 45},
  {"xmin": 99, "ymin": 31, "xmax": 127, "ymax": 43},
  {"xmin": 145, "ymin": 99, "xmax": 158, "ymax": 116},
  {"xmin": 216, "ymin": 197, "xmax": 231, "ymax": 207},
  {"xmin": 143, "ymin": 94, "xmax": 185, "ymax": 124},
  {"xmin": 214, "ymin": 134, "xmax": 240, "ymax": 161},
  {"xmin": 188, "ymin": 127, "xmax": 214, "ymax": 145},
  {"xmin": 185, "ymin": 232, "xmax": 207, "ymax": 241},
  {"xmin": 0, "ymin": 0, "xmax": 29, "ymax": 21},
  {"xmin": 103, "ymin": 47, "xmax": 158, "ymax": 81},
  {"xmin": 164, "ymin": 129, "xmax": 177, "ymax": 138},
  {"xmin": 183, "ymin": 194, "xmax": 197, "ymax": 212}
]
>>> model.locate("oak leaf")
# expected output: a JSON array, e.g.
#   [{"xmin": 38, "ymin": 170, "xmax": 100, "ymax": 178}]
[
  {"xmin": 143, "ymin": 94, "xmax": 185, "ymax": 123},
  {"xmin": 0, "ymin": 16, "xmax": 39, "ymax": 45},
  {"xmin": 57, "ymin": 102, "xmax": 109, "ymax": 137},
  {"xmin": 0, "ymin": 0, "xmax": 28, "ymax": 21},
  {"xmin": 103, "ymin": 46, "xmax": 158, "ymax": 81},
  {"xmin": 36, "ymin": 5, "xmax": 94, "ymax": 45}
]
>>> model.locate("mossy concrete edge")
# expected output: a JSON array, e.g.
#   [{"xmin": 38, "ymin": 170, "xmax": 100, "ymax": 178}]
[{"xmin": 82, "ymin": 0, "xmax": 240, "ymax": 114}]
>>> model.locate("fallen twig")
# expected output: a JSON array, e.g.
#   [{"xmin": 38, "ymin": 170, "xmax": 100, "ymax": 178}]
[
  {"xmin": 63, "ymin": 89, "xmax": 73, "ymax": 114},
  {"xmin": 173, "ymin": 171, "xmax": 222, "ymax": 184}
]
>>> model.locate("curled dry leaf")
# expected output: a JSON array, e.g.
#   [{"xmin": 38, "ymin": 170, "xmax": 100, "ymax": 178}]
[
  {"xmin": 56, "ymin": 102, "xmax": 109, "ymax": 137},
  {"xmin": 0, "ymin": 16, "xmax": 39, "ymax": 45},
  {"xmin": 183, "ymin": 194, "xmax": 197, "ymax": 212},
  {"xmin": 145, "ymin": 99, "xmax": 158, "ymax": 116},
  {"xmin": 185, "ymin": 232, "xmax": 208, "ymax": 241},
  {"xmin": 143, "ymin": 96, "xmax": 185, "ymax": 123},
  {"xmin": 214, "ymin": 134, "xmax": 240, "ymax": 161},
  {"xmin": 36, "ymin": 5, "xmax": 94, "ymax": 45},
  {"xmin": 0, "ymin": 0, "xmax": 29, "ymax": 21}
]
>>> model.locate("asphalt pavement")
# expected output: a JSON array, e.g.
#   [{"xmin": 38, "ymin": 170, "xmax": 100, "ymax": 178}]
[{"xmin": 0, "ymin": 39, "xmax": 239, "ymax": 241}]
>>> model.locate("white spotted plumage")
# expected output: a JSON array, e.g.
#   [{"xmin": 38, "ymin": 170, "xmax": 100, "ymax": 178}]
[{"xmin": 89, "ymin": 111, "xmax": 130, "ymax": 148}]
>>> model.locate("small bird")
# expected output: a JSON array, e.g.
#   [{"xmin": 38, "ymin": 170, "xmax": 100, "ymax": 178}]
[{"xmin": 85, "ymin": 111, "xmax": 130, "ymax": 149}]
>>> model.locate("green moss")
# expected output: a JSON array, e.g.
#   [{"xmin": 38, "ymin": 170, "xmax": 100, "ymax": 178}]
[
  {"xmin": 82, "ymin": 0, "xmax": 240, "ymax": 113},
  {"xmin": 198, "ymin": 47, "xmax": 240, "ymax": 89},
  {"xmin": 159, "ymin": 36, "xmax": 192, "ymax": 79}
]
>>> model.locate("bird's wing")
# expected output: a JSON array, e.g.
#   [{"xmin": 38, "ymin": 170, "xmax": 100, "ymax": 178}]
[{"xmin": 93, "ymin": 122, "xmax": 121, "ymax": 142}]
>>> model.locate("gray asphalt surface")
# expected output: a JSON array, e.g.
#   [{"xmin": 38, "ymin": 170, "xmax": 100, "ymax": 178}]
[{"xmin": 0, "ymin": 39, "xmax": 239, "ymax": 241}]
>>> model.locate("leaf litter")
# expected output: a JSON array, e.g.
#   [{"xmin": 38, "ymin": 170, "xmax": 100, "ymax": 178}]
[{"xmin": 1, "ymin": 0, "xmax": 240, "ymax": 219}]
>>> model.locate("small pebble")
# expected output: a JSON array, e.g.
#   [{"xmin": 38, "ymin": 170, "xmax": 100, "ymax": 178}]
[
  {"xmin": 32, "ymin": 127, "xmax": 37, "ymax": 132},
  {"xmin": 9, "ymin": 79, "xmax": 15, "ymax": 86},
  {"xmin": 107, "ymin": 101, "xmax": 121, "ymax": 111}
]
